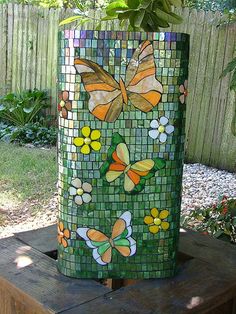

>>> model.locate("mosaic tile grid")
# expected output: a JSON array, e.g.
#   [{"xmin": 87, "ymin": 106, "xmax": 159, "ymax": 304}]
[{"xmin": 57, "ymin": 30, "xmax": 189, "ymax": 279}]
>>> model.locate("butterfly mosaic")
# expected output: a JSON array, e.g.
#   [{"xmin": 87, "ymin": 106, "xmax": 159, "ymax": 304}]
[
  {"xmin": 100, "ymin": 133, "xmax": 166, "ymax": 194},
  {"xmin": 77, "ymin": 211, "xmax": 136, "ymax": 266},
  {"xmin": 74, "ymin": 40, "xmax": 163, "ymax": 122}
]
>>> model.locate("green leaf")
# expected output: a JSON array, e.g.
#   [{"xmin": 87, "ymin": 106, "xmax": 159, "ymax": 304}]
[
  {"xmin": 101, "ymin": 15, "xmax": 118, "ymax": 21},
  {"xmin": 139, "ymin": 0, "xmax": 152, "ymax": 9},
  {"xmin": 149, "ymin": 12, "xmax": 170, "ymax": 29},
  {"xmin": 162, "ymin": 0, "xmax": 172, "ymax": 13},
  {"xmin": 127, "ymin": 0, "xmax": 140, "ymax": 9},
  {"xmin": 134, "ymin": 9, "xmax": 145, "ymax": 27},
  {"xmin": 155, "ymin": 8, "xmax": 183, "ymax": 24},
  {"xmin": 118, "ymin": 10, "xmax": 132, "ymax": 20},
  {"xmin": 229, "ymin": 69, "xmax": 236, "ymax": 91},
  {"xmin": 59, "ymin": 15, "xmax": 83, "ymax": 26},
  {"xmin": 220, "ymin": 57, "xmax": 236, "ymax": 78},
  {"xmin": 168, "ymin": 0, "xmax": 182, "ymax": 7},
  {"xmin": 23, "ymin": 107, "xmax": 33, "ymax": 113},
  {"xmin": 231, "ymin": 111, "xmax": 236, "ymax": 136},
  {"xmin": 106, "ymin": 1, "xmax": 129, "ymax": 16}
]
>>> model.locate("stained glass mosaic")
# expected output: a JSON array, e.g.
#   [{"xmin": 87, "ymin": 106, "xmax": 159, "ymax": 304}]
[{"xmin": 57, "ymin": 30, "xmax": 189, "ymax": 279}]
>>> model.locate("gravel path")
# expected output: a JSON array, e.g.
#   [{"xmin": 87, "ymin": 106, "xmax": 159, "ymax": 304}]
[{"xmin": 0, "ymin": 163, "xmax": 235, "ymax": 239}]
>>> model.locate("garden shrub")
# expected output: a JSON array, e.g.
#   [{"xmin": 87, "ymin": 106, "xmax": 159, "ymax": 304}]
[
  {"xmin": 181, "ymin": 195, "xmax": 236, "ymax": 244},
  {"xmin": 0, "ymin": 89, "xmax": 50, "ymax": 126}
]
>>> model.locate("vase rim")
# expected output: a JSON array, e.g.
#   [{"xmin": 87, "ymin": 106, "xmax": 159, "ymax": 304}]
[{"xmin": 61, "ymin": 30, "xmax": 189, "ymax": 36}]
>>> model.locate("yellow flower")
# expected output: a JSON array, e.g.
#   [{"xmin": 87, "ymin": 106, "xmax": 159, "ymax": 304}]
[
  {"xmin": 144, "ymin": 207, "xmax": 170, "ymax": 234},
  {"xmin": 73, "ymin": 126, "xmax": 101, "ymax": 155}
]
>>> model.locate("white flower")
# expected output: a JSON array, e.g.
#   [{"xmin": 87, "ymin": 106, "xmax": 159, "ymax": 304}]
[
  {"xmin": 148, "ymin": 117, "xmax": 174, "ymax": 143},
  {"xmin": 69, "ymin": 178, "xmax": 92, "ymax": 205}
]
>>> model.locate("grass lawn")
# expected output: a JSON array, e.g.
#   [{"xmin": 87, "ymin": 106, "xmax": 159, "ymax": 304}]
[{"xmin": 0, "ymin": 142, "xmax": 57, "ymax": 224}]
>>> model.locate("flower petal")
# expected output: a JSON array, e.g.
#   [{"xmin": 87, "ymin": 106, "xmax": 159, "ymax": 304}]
[
  {"xmin": 151, "ymin": 207, "xmax": 159, "ymax": 218},
  {"xmin": 74, "ymin": 137, "xmax": 84, "ymax": 147},
  {"xmin": 144, "ymin": 215, "xmax": 154, "ymax": 225},
  {"xmin": 150, "ymin": 119, "xmax": 159, "ymax": 129},
  {"xmin": 179, "ymin": 94, "xmax": 185, "ymax": 104},
  {"xmin": 81, "ymin": 144, "xmax": 91, "ymax": 154},
  {"xmin": 159, "ymin": 133, "xmax": 167, "ymax": 143},
  {"xmin": 160, "ymin": 116, "xmax": 168, "ymax": 126},
  {"xmin": 90, "ymin": 141, "xmax": 101, "ymax": 151},
  {"xmin": 149, "ymin": 225, "xmax": 159, "ymax": 234},
  {"xmin": 161, "ymin": 221, "xmax": 170, "ymax": 230},
  {"xmin": 62, "ymin": 91, "xmax": 69, "ymax": 101},
  {"xmin": 61, "ymin": 107, "xmax": 67, "ymax": 119},
  {"xmin": 69, "ymin": 187, "xmax": 77, "ymax": 195},
  {"xmin": 64, "ymin": 229, "xmax": 70, "ymax": 239},
  {"xmin": 184, "ymin": 79, "xmax": 188, "ymax": 89},
  {"xmin": 165, "ymin": 125, "xmax": 174, "ymax": 134},
  {"xmin": 75, "ymin": 195, "xmax": 83, "ymax": 205},
  {"xmin": 82, "ymin": 193, "xmax": 92, "ymax": 203},
  {"xmin": 179, "ymin": 84, "xmax": 185, "ymax": 93},
  {"xmin": 65, "ymin": 101, "xmax": 72, "ymax": 110},
  {"xmin": 82, "ymin": 126, "xmax": 91, "ymax": 137},
  {"xmin": 59, "ymin": 221, "xmax": 64, "ymax": 232},
  {"xmin": 149, "ymin": 129, "xmax": 159, "ymax": 139},
  {"xmin": 71, "ymin": 178, "xmax": 82, "ymax": 188},
  {"xmin": 82, "ymin": 182, "xmax": 92, "ymax": 193},
  {"xmin": 62, "ymin": 238, "xmax": 68, "ymax": 248},
  {"xmin": 159, "ymin": 210, "xmax": 169, "ymax": 219},
  {"xmin": 90, "ymin": 129, "xmax": 101, "ymax": 141}
]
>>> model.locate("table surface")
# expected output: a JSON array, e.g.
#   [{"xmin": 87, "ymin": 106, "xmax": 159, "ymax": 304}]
[{"xmin": 0, "ymin": 225, "xmax": 236, "ymax": 314}]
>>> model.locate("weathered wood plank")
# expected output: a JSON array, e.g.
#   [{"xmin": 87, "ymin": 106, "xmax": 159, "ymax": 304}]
[
  {"xmin": 14, "ymin": 224, "xmax": 57, "ymax": 253},
  {"xmin": 0, "ymin": 4, "xmax": 7, "ymax": 96},
  {"xmin": 14, "ymin": 224, "xmax": 236, "ymax": 277},
  {"xmin": 179, "ymin": 228, "xmax": 236, "ymax": 275},
  {"xmin": 62, "ymin": 258, "xmax": 236, "ymax": 314},
  {"xmin": 0, "ymin": 237, "xmax": 110, "ymax": 313}
]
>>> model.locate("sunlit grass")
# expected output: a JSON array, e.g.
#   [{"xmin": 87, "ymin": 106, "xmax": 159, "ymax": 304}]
[{"xmin": 0, "ymin": 142, "xmax": 57, "ymax": 220}]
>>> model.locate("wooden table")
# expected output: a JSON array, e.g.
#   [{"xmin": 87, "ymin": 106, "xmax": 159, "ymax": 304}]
[{"xmin": 0, "ymin": 225, "xmax": 236, "ymax": 314}]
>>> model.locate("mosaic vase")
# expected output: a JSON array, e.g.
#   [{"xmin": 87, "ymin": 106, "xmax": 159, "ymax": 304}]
[{"xmin": 57, "ymin": 30, "xmax": 189, "ymax": 279}]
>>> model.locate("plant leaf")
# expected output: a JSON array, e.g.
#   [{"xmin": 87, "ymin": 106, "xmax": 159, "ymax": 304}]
[
  {"xmin": 155, "ymin": 8, "xmax": 183, "ymax": 24},
  {"xmin": 139, "ymin": 0, "xmax": 152, "ymax": 9},
  {"xmin": 168, "ymin": 0, "xmax": 182, "ymax": 7},
  {"xmin": 59, "ymin": 15, "xmax": 84, "ymax": 26},
  {"xmin": 134, "ymin": 9, "xmax": 145, "ymax": 27},
  {"xmin": 220, "ymin": 57, "xmax": 236, "ymax": 78},
  {"xmin": 106, "ymin": 0, "xmax": 129, "ymax": 16},
  {"xmin": 127, "ymin": 0, "xmax": 140, "ymax": 9}
]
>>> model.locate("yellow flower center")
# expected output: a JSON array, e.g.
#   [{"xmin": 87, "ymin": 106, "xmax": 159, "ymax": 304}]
[
  {"xmin": 124, "ymin": 164, "xmax": 131, "ymax": 173},
  {"xmin": 154, "ymin": 218, "xmax": 161, "ymax": 225},
  {"xmin": 77, "ymin": 188, "xmax": 84, "ymax": 196},
  {"xmin": 158, "ymin": 125, "xmax": 165, "ymax": 133},
  {"xmin": 84, "ymin": 137, "xmax": 91, "ymax": 145}
]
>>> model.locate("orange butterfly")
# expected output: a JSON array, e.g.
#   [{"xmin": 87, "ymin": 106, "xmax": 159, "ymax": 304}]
[
  {"xmin": 74, "ymin": 40, "xmax": 163, "ymax": 122},
  {"xmin": 100, "ymin": 133, "xmax": 166, "ymax": 194}
]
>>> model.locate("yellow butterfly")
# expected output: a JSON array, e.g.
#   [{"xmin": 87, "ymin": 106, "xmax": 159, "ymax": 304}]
[{"xmin": 74, "ymin": 40, "xmax": 163, "ymax": 122}]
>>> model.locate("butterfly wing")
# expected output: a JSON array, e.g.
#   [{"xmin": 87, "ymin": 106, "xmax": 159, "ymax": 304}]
[
  {"xmin": 124, "ymin": 158, "xmax": 166, "ymax": 194},
  {"xmin": 100, "ymin": 133, "xmax": 129, "ymax": 183},
  {"xmin": 112, "ymin": 211, "xmax": 136, "ymax": 257},
  {"xmin": 77, "ymin": 227, "xmax": 111, "ymax": 265},
  {"xmin": 74, "ymin": 58, "xmax": 123, "ymax": 122},
  {"xmin": 125, "ymin": 41, "xmax": 163, "ymax": 112}
]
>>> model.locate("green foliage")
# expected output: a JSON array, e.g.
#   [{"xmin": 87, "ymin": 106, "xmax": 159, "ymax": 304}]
[
  {"xmin": 184, "ymin": 0, "xmax": 236, "ymax": 12},
  {"xmin": 220, "ymin": 56, "xmax": 236, "ymax": 136},
  {"xmin": 0, "ymin": 122, "xmax": 57, "ymax": 147},
  {"xmin": 220, "ymin": 56, "xmax": 236, "ymax": 91},
  {"xmin": 0, "ymin": 89, "xmax": 50, "ymax": 127},
  {"xmin": 60, "ymin": 0, "xmax": 183, "ymax": 31},
  {"xmin": 181, "ymin": 195, "xmax": 236, "ymax": 244}
]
